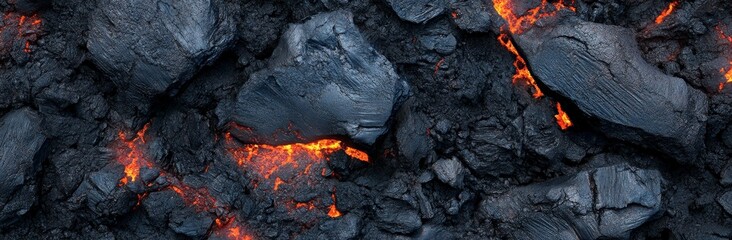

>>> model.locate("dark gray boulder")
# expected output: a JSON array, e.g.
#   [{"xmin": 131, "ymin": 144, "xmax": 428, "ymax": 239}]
[
  {"xmin": 480, "ymin": 164, "xmax": 661, "ymax": 239},
  {"xmin": 0, "ymin": 109, "xmax": 47, "ymax": 228},
  {"xmin": 514, "ymin": 19, "xmax": 708, "ymax": 161},
  {"xmin": 385, "ymin": 0, "xmax": 446, "ymax": 24},
  {"xmin": 217, "ymin": 10, "xmax": 409, "ymax": 145},
  {"xmin": 375, "ymin": 199, "xmax": 422, "ymax": 234},
  {"xmin": 88, "ymin": 0, "xmax": 235, "ymax": 99}
]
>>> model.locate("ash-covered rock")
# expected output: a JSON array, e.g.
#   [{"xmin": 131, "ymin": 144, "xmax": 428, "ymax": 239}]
[
  {"xmin": 514, "ymin": 18, "xmax": 708, "ymax": 161},
  {"xmin": 480, "ymin": 164, "xmax": 661, "ymax": 239},
  {"xmin": 87, "ymin": 0, "xmax": 236, "ymax": 102},
  {"xmin": 217, "ymin": 10, "xmax": 409, "ymax": 145},
  {"xmin": 0, "ymin": 108, "xmax": 47, "ymax": 229},
  {"xmin": 385, "ymin": 0, "xmax": 446, "ymax": 24}
]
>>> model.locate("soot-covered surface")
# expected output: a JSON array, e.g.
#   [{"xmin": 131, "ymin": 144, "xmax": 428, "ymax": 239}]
[{"xmin": 1, "ymin": 0, "xmax": 732, "ymax": 239}]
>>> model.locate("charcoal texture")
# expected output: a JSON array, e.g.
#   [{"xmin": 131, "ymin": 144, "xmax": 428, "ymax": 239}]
[
  {"xmin": 515, "ymin": 18, "xmax": 708, "ymax": 161},
  {"xmin": 217, "ymin": 10, "xmax": 409, "ymax": 145},
  {"xmin": 0, "ymin": 108, "xmax": 47, "ymax": 228}
]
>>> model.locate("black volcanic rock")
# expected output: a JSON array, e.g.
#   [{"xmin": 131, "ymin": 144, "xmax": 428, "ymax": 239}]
[
  {"xmin": 481, "ymin": 164, "xmax": 661, "ymax": 239},
  {"xmin": 217, "ymin": 10, "xmax": 409, "ymax": 145},
  {"xmin": 385, "ymin": 0, "xmax": 446, "ymax": 24},
  {"xmin": 87, "ymin": 0, "xmax": 235, "ymax": 100},
  {"xmin": 0, "ymin": 109, "xmax": 47, "ymax": 229},
  {"xmin": 514, "ymin": 18, "xmax": 708, "ymax": 161},
  {"xmin": 375, "ymin": 199, "xmax": 422, "ymax": 234}
]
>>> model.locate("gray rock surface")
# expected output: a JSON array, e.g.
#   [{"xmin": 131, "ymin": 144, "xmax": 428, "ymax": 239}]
[
  {"xmin": 514, "ymin": 18, "xmax": 708, "ymax": 161},
  {"xmin": 432, "ymin": 158, "xmax": 464, "ymax": 188},
  {"xmin": 217, "ymin": 10, "xmax": 409, "ymax": 145},
  {"xmin": 375, "ymin": 199, "xmax": 422, "ymax": 234},
  {"xmin": 0, "ymin": 109, "xmax": 47, "ymax": 228},
  {"xmin": 480, "ymin": 164, "xmax": 661, "ymax": 239},
  {"xmin": 385, "ymin": 0, "xmax": 446, "ymax": 24},
  {"xmin": 718, "ymin": 191, "xmax": 732, "ymax": 216},
  {"xmin": 88, "ymin": 0, "xmax": 235, "ymax": 99}
]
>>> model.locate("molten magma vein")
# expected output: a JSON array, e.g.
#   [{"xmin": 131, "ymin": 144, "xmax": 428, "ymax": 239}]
[
  {"xmin": 3, "ymin": 13, "xmax": 42, "ymax": 53},
  {"xmin": 117, "ymin": 123, "xmax": 152, "ymax": 185},
  {"xmin": 554, "ymin": 103, "xmax": 573, "ymax": 130},
  {"xmin": 498, "ymin": 33, "xmax": 543, "ymax": 98},
  {"xmin": 227, "ymin": 137, "xmax": 369, "ymax": 180},
  {"xmin": 115, "ymin": 125, "xmax": 254, "ymax": 240},
  {"xmin": 654, "ymin": 1, "xmax": 679, "ymax": 25},
  {"xmin": 492, "ymin": 0, "xmax": 575, "ymax": 34},
  {"xmin": 717, "ymin": 26, "xmax": 732, "ymax": 91}
]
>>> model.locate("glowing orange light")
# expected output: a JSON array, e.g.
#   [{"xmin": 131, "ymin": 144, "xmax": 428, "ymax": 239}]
[
  {"xmin": 327, "ymin": 193, "xmax": 342, "ymax": 218},
  {"xmin": 273, "ymin": 177, "xmax": 284, "ymax": 191},
  {"xmin": 492, "ymin": 0, "xmax": 575, "ymax": 34},
  {"xmin": 226, "ymin": 137, "xmax": 368, "ymax": 181},
  {"xmin": 434, "ymin": 57, "xmax": 445, "ymax": 76},
  {"xmin": 717, "ymin": 26, "xmax": 732, "ymax": 92},
  {"xmin": 117, "ymin": 123, "xmax": 152, "ymax": 185},
  {"xmin": 345, "ymin": 147, "xmax": 369, "ymax": 162},
  {"xmin": 498, "ymin": 33, "xmax": 543, "ymax": 98},
  {"xmin": 654, "ymin": 1, "xmax": 679, "ymax": 25},
  {"xmin": 554, "ymin": 103, "xmax": 573, "ymax": 130},
  {"xmin": 4, "ymin": 13, "xmax": 42, "ymax": 54}
]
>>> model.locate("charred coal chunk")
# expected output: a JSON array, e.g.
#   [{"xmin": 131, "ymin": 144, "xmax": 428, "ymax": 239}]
[
  {"xmin": 385, "ymin": 0, "xmax": 446, "ymax": 24},
  {"xmin": 87, "ymin": 0, "xmax": 235, "ymax": 100},
  {"xmin": 480, "ymin": 164, "xmax": 661, "ymax": 239},
  {"xmin": 0, "ymin": 108, "xmax": 47, "ymax": 229},
  {"xmin": 514, "ymin": 19, "xmax": 708, "ymax": 161},
  {"xmin": 217, "ymin": 10, "xmax": 409, "ymax": 145}
]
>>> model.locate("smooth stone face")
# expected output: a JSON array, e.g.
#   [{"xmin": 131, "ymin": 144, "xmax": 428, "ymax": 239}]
[
  {"xmin": 87, "ymin": 0, "xmax": 235, "ymax": 99},
  {"xmin": 514, "ymin": 18, "xmax": 708, "ymax": 161},
  {"xmin": 0, "ymin": 108, "xmax": 47, "ymax": 229},
  {"xmin": 217, "ymin": 10, "xmax": 409, "ymax": 145}
]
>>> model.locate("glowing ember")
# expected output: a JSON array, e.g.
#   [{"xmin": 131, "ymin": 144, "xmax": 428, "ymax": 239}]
[
  {"xmin": 654, "ymin": 1, "xmax": 679, "ymax": 25},
  {"xmin": 3, "ymin": 13, "xmax": 42, "ymax": 54},
  {"xmin": 226, "ymin": 137, "xmax": 369, "ymax": 181},
  {"xmin": 434, "ymin": 57, "xmax": 445, "ymax": 76},
  {"xmin": 327, "ymin": 193, "xmax": 342, "ymax": 218},
  {"xmin": 117, "ymin": 123, "xmax": 152, "ymax": 185},
  {"xmin": 492, "ymin": 0, "xmax": 575, "ymax": 34},
  {"xmin": 498, "ymin": 33, "xmax": 543, "ymax": 98},
  {"xmin": 227, "ymin": 226, "xmax": 254, "ymax": 240},
  {"xmin": 554, "ymin": 102, "xmax": 573, "ymax": 130},
  {"xmin": 717, "ymin": 26, "xmax": 732, "ymax": 91}
]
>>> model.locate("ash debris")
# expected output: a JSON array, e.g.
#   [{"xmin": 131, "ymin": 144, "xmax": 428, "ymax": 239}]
[{"xmin": 0, "ymin": 0, "xmax": 731, "ymax": 239}]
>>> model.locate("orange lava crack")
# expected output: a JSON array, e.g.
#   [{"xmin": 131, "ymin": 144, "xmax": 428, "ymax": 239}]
[
  {"xmin": 554, "ymin": 103, "xmax": 573, "ymax": 130},
  {"xmin": 654, "ymin": 1, "xmax": 679, "ymax": 25}
]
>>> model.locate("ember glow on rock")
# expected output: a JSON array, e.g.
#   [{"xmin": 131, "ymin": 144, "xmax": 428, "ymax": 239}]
[
  {"xmin": 654, "ymin": 1, "xmax": 679, "ymax": 25},
  {"xmin": 3, "ymin": 13, "xmax": 42, "ymax": 54},
  {"xmin": 116, "ymin": 123, "xmax": 152, "ymax": 185},
  {"xmin": 327, "ymin": 193, "xmax": 342, "ymax": 218},
  {"xmin": 554, "ymin": 103, "xmax": 573, "ymax": 130},
  {"xmin": 492, "ymin": 0, "xmax": 575, "ymax": 34},
  {"xmin": 717, "ymin": 26, "xmax": 732, "ymax": 91},
  {"xmin": 498, "ymin": 33, "xmax": 543, "ymax": 98},
  {"xmin": 226, "ymin": 136, "xmax": 369, "ymax": 180}
]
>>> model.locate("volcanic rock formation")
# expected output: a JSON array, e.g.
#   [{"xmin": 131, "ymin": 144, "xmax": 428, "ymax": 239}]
[
  {"xmin": 514, "ymin": 18, "xmax": 708, "ymax": 161},
  {"xmin": 217, "ymin": 10, "xmax": 409, "ymax": 145}
]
